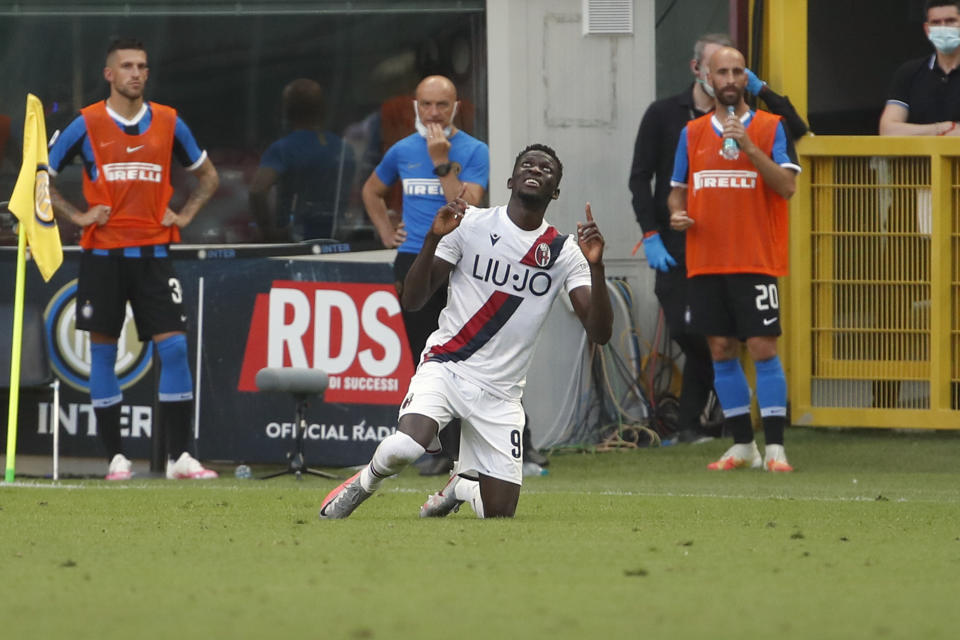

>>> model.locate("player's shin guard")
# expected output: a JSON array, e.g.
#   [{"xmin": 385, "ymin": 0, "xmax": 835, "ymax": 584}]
[
  {"xmin": 360, "ymin": 432, "xmax": 426, "ymax": 492},
  {"xmin": 755, "ymin": 355, "xmax": 788, "ymax": 445},
  {"xmin": 712, "ymin": 358, "xmax": 754, "ymax": 444},
  {"xmin": 156, "ymin": 335, "xmax": 193, "ymax": 403},
  {"xmin": 90, "ymin": 342, "xmax": 123, "ymax": 458}
]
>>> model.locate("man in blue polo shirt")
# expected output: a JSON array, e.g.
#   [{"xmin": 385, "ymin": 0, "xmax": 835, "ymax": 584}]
[
  {"xmin": 362, "ymin": 75, "xmax": 489, "ymax": 475},
  {"xmin": 363, "ymin": 75, "xmax": 489, "ymax": 256}
]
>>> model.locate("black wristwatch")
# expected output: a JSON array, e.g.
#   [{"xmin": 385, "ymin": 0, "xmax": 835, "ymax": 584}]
[{"xmin": 433, "ymin": 161, "xmax": 460, "ymax": 177}]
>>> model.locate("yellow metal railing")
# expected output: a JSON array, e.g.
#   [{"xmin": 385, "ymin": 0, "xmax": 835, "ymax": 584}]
[{"xmin": 790, "ymin": 136, "xmax": 960, "ymax": 429}]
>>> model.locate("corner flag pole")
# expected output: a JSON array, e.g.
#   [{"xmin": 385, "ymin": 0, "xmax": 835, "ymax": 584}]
[
  {"xmin": 5, "ymin": 93, "xmax": 61, "ymax": 483},
  {"xmin": 4, "ymin": 221, "xmax": 29, "ymax": 483}
]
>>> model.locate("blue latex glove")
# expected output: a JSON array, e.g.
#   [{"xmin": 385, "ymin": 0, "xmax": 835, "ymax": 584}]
[
  {"xmin": 745, "ymin": 68, "xmax": 766, "ymax": 96},
  {"xmin": 642, "ymin": 233, "xmax": 677, "ymax": 272}
]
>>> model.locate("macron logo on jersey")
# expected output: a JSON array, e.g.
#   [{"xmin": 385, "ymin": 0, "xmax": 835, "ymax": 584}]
[
  {"xmin": 403, "ymin": 178, "xmax": 444, "ymax": 197},
  {"xmin": 692, "ymin": 170, "xmax": 757, "ymax": 192},
  {"xmin": 103, "ymin": 162, "xmax": 163, "ymax": 184}
]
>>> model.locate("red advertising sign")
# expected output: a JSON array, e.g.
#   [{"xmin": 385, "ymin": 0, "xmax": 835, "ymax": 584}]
[{"xmin": 237, "ymin": 280, "xmax": 414, "ymax": 405}]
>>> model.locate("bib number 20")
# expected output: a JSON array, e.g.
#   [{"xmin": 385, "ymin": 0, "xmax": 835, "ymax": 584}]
[{"xmin": 754, "ymin": 283, "xmax": 779, "ymax": 311}]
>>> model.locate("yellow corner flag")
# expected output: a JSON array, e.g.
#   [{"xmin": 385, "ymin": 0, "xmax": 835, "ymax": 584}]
[
  {"xmin": 5, "ymin": 94, "xmax": 62, "ymax": 483},
  {"xmin": 9, "ymin": 93, "xmax": 62, "ymax": 281}
]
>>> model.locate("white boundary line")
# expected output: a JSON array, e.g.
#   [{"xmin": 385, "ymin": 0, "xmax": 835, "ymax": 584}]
[
  {"xmin": 193, "ymin": 276, "xmax": 204, "ymax": 440},
  {"xmin": 3, "ymin": 481, "xmax": 958, "ymax": 504}
]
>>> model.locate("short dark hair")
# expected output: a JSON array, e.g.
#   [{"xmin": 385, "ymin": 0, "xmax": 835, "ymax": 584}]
[
  {"xmin": 693, "ymin": 33, "xmax": 733, "ymax": 65},
  {"xmin": 106, "ymin": 37, "xmax": 146, "ymax": 58},
  {"xmin": 513, "ymin": 143, "xmax": 563, "ymax": 184},
  {"xmin": 282, "ymin": 78, "xmax": 325, "ymax": 127},
  {"xmin": 926, "ymin": 1, "xmax": 960, "ymax": 16}
]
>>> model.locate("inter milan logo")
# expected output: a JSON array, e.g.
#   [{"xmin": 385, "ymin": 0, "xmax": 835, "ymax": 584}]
[{"xmin": 534, "ymin": 242, "xmax": 551, "ymax": 268}]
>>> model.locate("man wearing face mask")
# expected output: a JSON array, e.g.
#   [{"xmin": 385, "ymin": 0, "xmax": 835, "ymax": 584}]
[
  {"xmin": 880, "ymin": 0, "xmax": 960, "ymax": 135},
  {"xmin": 362, "ymin": 74, "xmax": 490, "ymax": 475},
  {"xmin": 628, "ymin": 34, "xmax": 806, "ymax": 443}
]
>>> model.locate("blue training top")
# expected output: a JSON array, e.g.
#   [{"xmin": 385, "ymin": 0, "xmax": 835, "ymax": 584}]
[
  {"xmin": 48, "ymin": 101, "xmax": 206, "ymax": 180},
  {"xmin": 670, "ymin": 111, "xmax": 799, "ymax": 185},
  {"xmin": 259, "ymin": 129, "xmax": 356, "ymax": 240},
  {"xmin": 374, "ymin": 130, "xmax": 489, "ymax": 254}
]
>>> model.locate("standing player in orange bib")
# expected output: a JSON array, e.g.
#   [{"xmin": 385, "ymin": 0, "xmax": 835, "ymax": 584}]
[
  {"xmin": 668, "ymin": 47, "xmax": 800, "ymax": 472},
  {"xmin": 48, "ymin": 37, "xmax": 220, "ymax": 480}
]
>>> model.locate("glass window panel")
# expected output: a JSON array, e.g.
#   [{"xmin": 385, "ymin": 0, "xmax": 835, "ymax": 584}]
[{"xmin": 0, "ymin": 1, "xmax": 486, "ymax": 248}]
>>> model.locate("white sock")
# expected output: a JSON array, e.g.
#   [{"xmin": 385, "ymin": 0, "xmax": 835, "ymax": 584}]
[
  {"xmin": 360, "ymin": 432, "xmax": 425, "ymax": 492},
  {"xmin": 765, "ymin": 443, "xmax": 786, "ymax": 460},
  {"xmin": 453, "ymin": 476, "xmax": 484, "ymax": 518},
  {"xmin": 732, "ymin": 442, "xmax": 758, "ymax": 457}
]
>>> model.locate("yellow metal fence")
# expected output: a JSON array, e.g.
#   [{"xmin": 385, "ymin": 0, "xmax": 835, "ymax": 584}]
[{"xmin": 790, "ymin": 136, "xmax": 960, "ymax": 429}]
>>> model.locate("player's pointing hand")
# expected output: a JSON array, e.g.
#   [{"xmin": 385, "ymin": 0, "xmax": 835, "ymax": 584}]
[
  {"xmin": 577, "ymin": 202, "xmax": 604, "ymax": 265},
  {"xmin": 432, "ymin": 196, "xmax": 468, "ymax": 236}
]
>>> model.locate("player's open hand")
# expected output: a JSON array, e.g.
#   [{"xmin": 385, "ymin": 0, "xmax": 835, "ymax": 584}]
[{"xmin": 576, "ymin": 203, "xmax": 604, "ymax": 265}]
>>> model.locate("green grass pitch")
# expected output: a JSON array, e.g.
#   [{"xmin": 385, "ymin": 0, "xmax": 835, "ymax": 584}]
[{"xmin": 1, "ymin": 427, "xmax": 958, "ymax": 639}]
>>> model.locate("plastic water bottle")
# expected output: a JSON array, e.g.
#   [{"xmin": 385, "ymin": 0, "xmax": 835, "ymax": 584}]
[
  {"xmin": 234, "ymin": 464, "xmax": 252, "ymax": 479},
  {"xmin": 522, "ymin": 461, "xmax": 548, "ymax": 477},
  {"xmin": 720, "ymin": 105, "xmax": 740, "ymax": 160}
]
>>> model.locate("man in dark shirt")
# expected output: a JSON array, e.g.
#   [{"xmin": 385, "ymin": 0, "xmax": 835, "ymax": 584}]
[
  {"xmin": 250, "ymin": 79, "xmax": 355, "ymax": 242},
  {"xmin": 880, "ymin": 1, "xmax": 960, "ymax": 135},
  {"xmin": 628, "ymin": 33, "xmax": 807, "ymax": 443}
]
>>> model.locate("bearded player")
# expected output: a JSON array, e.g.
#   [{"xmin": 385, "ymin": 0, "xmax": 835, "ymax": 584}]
[
  {"xmin": 668, "ymin": 47, "xmax": 800, "ymax": 472},
  {"xmin": 48, "ymin": 37, "xmax": 220, "ymax": 480}
]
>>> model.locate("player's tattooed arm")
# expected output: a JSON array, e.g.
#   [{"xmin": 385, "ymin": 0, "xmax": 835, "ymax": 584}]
[{"xmin": 163, "ymin": 157, "xmax": 220, "ymax": 228}]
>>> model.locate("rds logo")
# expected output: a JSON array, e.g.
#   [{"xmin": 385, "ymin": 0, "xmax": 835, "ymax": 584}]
[{"xmin": 44, "ymin": 279, "xmax": 153, "ymax": 392}]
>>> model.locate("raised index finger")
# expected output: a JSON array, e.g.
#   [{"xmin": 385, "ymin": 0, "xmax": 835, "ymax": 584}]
[{"xmin": 584, "ymin": 202, "xmax": 594, "ymax": 222}]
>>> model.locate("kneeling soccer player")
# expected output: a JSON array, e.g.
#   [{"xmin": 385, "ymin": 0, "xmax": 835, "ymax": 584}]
[{"xmin": 319, "ymin": 144, "xmax": 613, "ymax": 519}]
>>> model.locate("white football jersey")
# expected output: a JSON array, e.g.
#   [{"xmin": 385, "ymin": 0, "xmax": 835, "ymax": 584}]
[{"xmin": 420, "ymin": 205, "xmax": 592, "ymax": 400}]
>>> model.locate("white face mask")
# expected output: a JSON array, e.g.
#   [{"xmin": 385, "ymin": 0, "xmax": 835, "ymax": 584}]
[
  {"xmin": 413, "ymin": 100, "xmax": 457, "ymax": 137},
  {"xmin": 929, "ymin": 25, "xmax": 960, "ymax": 53},
  {"xmin": 696, "ymin": 66, "xmax": 716, "ymax": 98}
]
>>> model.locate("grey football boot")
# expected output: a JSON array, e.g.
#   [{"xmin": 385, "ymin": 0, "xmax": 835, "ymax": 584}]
[
  {"xmin": 319, "ymin": 470, "xmax": 372, "ymax": 519},
  {"xmin": 419, "ymin": 473, "xmax": 466, "ymax": 518}
]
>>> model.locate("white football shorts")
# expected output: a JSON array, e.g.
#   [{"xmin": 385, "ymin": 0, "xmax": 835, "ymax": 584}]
[{"xmin": 398, "ymin": 362, "xmax": 524, "ymax": 485}]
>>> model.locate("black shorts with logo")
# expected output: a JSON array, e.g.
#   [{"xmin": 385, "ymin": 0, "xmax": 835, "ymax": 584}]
[
  {"xmin": 686, "ymin": 273, "xmax": 781, "ymax": 339},
  {"xmin": 76, "ymin": 247, "xmax": 188, "ymax": 340}
]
